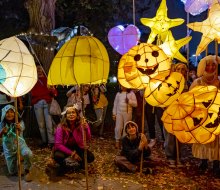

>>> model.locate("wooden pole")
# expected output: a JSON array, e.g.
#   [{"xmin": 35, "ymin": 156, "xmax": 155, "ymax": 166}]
[
  {"xmin": 140, "ymin": 91, "xmax": 145, "ymax": 176},
  {"xmin": 133, "ymin": 0, "xmax": 136, "ymax": 25},
  {"xmin": 14, "ymin": 98, "xmax": 22, "ymax": 190},
  {"xmin": 80, "ymin": 85, "xmax": 89, "ymax": 190}
]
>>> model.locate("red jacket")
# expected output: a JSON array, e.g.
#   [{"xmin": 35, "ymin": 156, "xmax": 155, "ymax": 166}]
[{"xmin": 31, "ymin": 76, "xmax": 57, "ymax": 105}]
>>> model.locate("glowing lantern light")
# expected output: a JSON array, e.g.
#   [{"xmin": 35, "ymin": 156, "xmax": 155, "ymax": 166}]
[
  {"xmin": 162, "ymin": 86, "xmax": 220, "ymax": 144},
  {"xmin": 0, "ymin": 37, "xmax": 37, "ymax": 97},
  {"xmin": 159, "ymin": 31, "xmax": 192, "ymax": 63},
  {"xmin": 140, "ymin": 0, "xmax": 184, "ymax": 43},
  {"xmin": 108, "ymin": 24, "xmax": 141, "ymax": 55},
  {"xmin": 187, "ymin": 0, "xmax": 220, "ymax": 55},
  {"xmin": 144, "ymin": 71, "xmax": 185, "ymax": 107},
  {"xmin": 48, "ymin": 36, "xmax": 109, "ymax": 86},
  {"xmin": 118, "ymin": 43, "xmax": 171, "ymax": 89},
  {"xmin": 182, "ymin": 0, "xmax": 220, "ymax": 16}
]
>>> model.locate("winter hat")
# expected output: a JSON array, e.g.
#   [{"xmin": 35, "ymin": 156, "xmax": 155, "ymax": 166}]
[
  {"xmin": 197, "ymin": 55, "xmax": 220, "ymax": 77},
  {"xmin": 124, "ymin": 121, "xmax": 139, "ymax": 135},
  {"xmin": 1, "ymin": 104, "xmax": 15, "ymax": 122}
]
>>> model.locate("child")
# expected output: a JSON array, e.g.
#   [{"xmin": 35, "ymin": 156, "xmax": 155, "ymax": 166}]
[
  {"xmin": 0, "ymin": 105, "xmax": 32, "ymax": 182},
  {"xmin": 112, "ymin": 85, "xmax": 137, "ymax": 149}
]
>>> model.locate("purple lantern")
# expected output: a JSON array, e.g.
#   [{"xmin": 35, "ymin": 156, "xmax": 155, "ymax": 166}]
[{"xmin": 108, "ymin": 24, "xmax": 141, "ymax": 55}]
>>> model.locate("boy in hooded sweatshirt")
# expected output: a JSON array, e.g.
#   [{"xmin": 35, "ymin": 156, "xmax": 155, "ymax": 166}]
[
  {"xmin": 114, "ymin": 121, "xmax": 151, "ymax": 173},
  {"xmin": 0, "ymin": 105, "xmax": 32, "ymax": 182}
]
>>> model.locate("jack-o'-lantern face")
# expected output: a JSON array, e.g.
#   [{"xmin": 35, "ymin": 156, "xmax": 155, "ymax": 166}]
[
  {"xmin": 121, "ymin": 43, "xmax": 171, "ymax": 89},
  {"xmin": 144, "ymin": 71, "xmax": 185, "ymax": 107}
]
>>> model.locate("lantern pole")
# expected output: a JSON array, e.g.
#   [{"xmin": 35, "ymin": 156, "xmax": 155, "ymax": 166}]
[
  {"xmin": 139, "ymin": 92, "xmax": 145, "ymax": 176},
  {"xmin": 80, "ymin": 85, "xmax": 89, "ymax": 190},
  {"xmin": 215, "ymin": 40, "xmax": 218, "ymax": 78},
  {"xmin": 14, "ymin": 98, "xmax": 22, "ymax": 190},
  {"xmin": 133, "ymin": 0, "xmax": 136, "ymax": 25}
]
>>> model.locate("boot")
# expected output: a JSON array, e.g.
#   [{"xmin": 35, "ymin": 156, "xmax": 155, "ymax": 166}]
[
  {"xmin": 24, "ymin": 169, "xmax": 32, "ymax": 182},
  {"xmin": 213, "ymin": 160, "xmax": 220, "ymax": 177},
  {"xmin": 199, "ymin": 159, "xmax": 208, "ymax": 173}
]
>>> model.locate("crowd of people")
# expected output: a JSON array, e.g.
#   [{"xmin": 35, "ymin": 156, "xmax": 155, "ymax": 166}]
[{"xmin": 0, "ymin": 55, "xmax": 220, "ymax": 182}]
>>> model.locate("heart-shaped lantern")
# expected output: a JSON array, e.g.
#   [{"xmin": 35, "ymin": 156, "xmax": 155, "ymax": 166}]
[{"xmin": 108, "ymin": 24, "xmax": 140, "ymax": 55}]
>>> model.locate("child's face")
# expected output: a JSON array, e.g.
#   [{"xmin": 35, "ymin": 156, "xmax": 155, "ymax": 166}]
[
  {"xmin": 205, "ymin": 61, "xmax": 216, "ymax": 73},
  {"xmin": 5, "ymin": 109, "xmax": 15, "ymax": 121},
  {"xmin": 127, "ymin": 124, "xmax": 137, "ymax": 135}
]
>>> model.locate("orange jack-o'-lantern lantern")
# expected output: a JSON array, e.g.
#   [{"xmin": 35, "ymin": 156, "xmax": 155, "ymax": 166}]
[
  {"xmin": 120, "ymin": 43, "xmax": 171, "ymax": 89},
  {"xmin": 144, "ymin": 71, "xmax": 185, "ymax": 107}
]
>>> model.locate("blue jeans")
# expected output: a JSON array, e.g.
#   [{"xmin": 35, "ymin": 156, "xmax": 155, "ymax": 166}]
[
  {"xmin": 34, "ymin": 99, "xmax": 54, "ymax": 144},
  {"xmin": 93, "ymin": 106, "xmax": 107, "ymax": 136}
]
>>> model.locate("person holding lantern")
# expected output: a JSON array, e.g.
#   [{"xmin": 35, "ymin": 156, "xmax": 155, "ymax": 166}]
[
  {"xmin": 91, "ymin": 84, "xmax": 108, "ymax": 138},
  {"xmin": 190, "ymin": 55, "xmax": 220, "ymax": 176},
  {"xmin": 0, "ymin": 105, "xmax": 32, "ymax": 182},
  {"xmin": 114, "ymin": 121, "xmax": 151, "ymax": 173},
  {"xmin": 163, "ymin": 62, "xmax": 189, "ymax": 167},
  {"xmin": 53, "ymin": 105, "xmax": 94, "ymax": 174},
  {"xmin": 112, "ymin": 85, "xmax": 137, "ymax": 149},
  {"xmin": 31, "ymin": 65, "xmax": 58, "ymax": 149}
]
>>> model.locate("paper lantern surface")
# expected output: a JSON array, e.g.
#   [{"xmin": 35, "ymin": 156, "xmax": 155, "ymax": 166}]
[
  {"xmin": 159, "ymin": 31, "xmax": 192, "ymax": 63},
  {"xmin": 187, "ymin": 0, "xmax": 220, "ymax": 55},
  {"xmin": 119, "ymin": 43, "xmax": 171, "ymax": 89},
  {"xmin": 0, "ymin": 37, "xmax": 37, "ymax": 97},
  {"xmin": 162, "ymin": 86, "xmax": 220, "ymax": 144},
  {"xmin": 48, "ymin": 36, "xmax": 110, "ymax": 86},
  {"xmin": 144, "ymin": 71, "xmax": 185, "ymax": 107},
  {"xmin": 108, "ymin": 25, "xmax": 140, "ymax": 55},
  {"xmin": 141, "ymin": 0, "xmax": 184, "ymax": 43}
]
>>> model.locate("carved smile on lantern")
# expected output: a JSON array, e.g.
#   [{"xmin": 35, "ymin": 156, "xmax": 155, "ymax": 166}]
[{"xmin": 135, "ymin": 51, "xmax": 160, "ymax": 76}]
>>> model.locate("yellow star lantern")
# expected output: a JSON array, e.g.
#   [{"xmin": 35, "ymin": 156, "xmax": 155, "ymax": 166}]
[
  {"xmin": 140, "ymin": 0, "xmax": 184, "ymax": 43},
  {"xmin": 48, "ymin": 36, "xmax": 109, "ymax": 86},
  {"xmin": 0, "ymin": 36, "xmax": 37, "ymax": 97},
  {"xmin": 187, "ymin": 0, "xmax": 220, "ymax": 55},
  {"xmin": 159, "ymin": 31, "xmax": 192, "ymax": 63}
]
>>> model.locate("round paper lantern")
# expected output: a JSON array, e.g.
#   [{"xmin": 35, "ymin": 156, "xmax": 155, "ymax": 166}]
[
  {"xmin": 108, "ymin": 24, "xmax": 140, "ymax": 55},
  {"xmin": 120, "ymin": 43, "xmax": 171, "ymax": 89},
  {"xmin": 144, "ymin": 71, "xmax": 185, "ymax": 107},
  {"xmin": 117, "ymin": 53, "xmax": 134, "ymax": 89},
  {"xmin": 162, "ymin": 86, "xmax": 220, "ymax": 144},
  {"xmin": 0, "ymin": 36, "xmax": 37, "ymax": 97},
  {"xmin": 48, "ymin": 36, "xmax": 110, "ymax": 86}
]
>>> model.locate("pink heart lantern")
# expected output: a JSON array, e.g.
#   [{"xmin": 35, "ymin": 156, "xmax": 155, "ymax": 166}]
[{"xmin": 108, "ymin": 24, "xmax": 140, "ymax": 55}]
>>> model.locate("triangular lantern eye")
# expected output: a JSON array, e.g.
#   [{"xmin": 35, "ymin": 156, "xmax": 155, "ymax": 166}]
[
  {"xmin": 208, "ymin": 113, "xmax": 213, "ymax": 118},
  {"xmin": 167, "ymin": 83, "xmax": 172, "ymax": 87},
  {"xmin": 202, "ymin": 100, "xmax": 212, "ymax": 108},
  {"xmin": 193, "ymin": 117, "xmax": 203, "ymax": 126}
]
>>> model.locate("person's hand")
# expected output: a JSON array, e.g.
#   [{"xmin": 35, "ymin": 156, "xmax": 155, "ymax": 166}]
[
  {"xmin": 72, "ymin": 153, "xmax": 82, "ymax": 161},
  {"xmin": 15, "ymin": 123, "xmax": 21, "ymax": 131},
  {"xmin": 140, "ymin": 133, "xmax": 148, "ymax": 144},
  {"xmin": 1, "ymin": 127, "xmax": 8, "ymax": 134},
  {"xmin": 112, "ymin": 115, "xmax": 116, "ymax": 121},
  {"xmin": 81, "ymin": 117, "xmax": 88, "ymax": 129},
  {"xmin": 138, "ymin": 141, "xmax": 145, "ymax": 150}
]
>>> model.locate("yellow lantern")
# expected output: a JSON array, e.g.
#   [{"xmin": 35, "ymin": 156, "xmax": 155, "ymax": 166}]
[
  {"xmin": 144, "ymin": 71, "xmax": 185, "ymax": 107},
  {"xmin": 117, "ymin": 53, "xmax": 135, "ymax": 89},
  {"xmin": 140, "ymin": 0, "xmax": 184, "ymax": 43},
  {"xmin": 48, "ymin": 36, "xmax": 109, "ymax": 86},
  {"xmin": 162, "ymin": 86, "xmax": 220, "ymax": 144},
  {"xmin": 187, "ymin": 0, "xmax": 220, "ymax": 55},
  {"xmin": 119, "ymin": 43, "xmax": 171, "ymax": 89},
  {"xmin": 0, "ymin": 36, "xmax": 37, "ymax": 97},
  {"xmin": 159, "ymin": 31, "xmax": 192, "ymax": 63}
]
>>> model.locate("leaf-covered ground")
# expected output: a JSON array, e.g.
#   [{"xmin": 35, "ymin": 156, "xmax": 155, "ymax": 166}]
[{"xmin": 1, "ymin": 134, "xmax": 217, "ymax": 190}]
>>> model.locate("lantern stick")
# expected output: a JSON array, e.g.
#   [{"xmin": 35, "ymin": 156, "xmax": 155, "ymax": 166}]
[
  {"xmin": 175, "ymin": 137, "xmax": 180, "ymax": 166},
  {"xmin": 186, "ymin": 12, "xmax": 190, "ymax": 64},
  {"xmin": 80, "ymin": 85, "xmax": 89, "ymax": 190},
  {"xmin": 139, "ymin": 92, "xmax": 145, "ymax": 176},
  {"xmin": 133, "ymin": 0, "xmax": 136, "ymax": 25},
  {"xmin": 14, "ymin": 98, "xmax": 22, "ymax": 190},
  {"xmin": 215, "ymin": 40, "xmax": 218, "ymax": 78}
]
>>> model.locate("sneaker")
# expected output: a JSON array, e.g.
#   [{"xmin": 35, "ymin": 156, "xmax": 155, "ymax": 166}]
[
  {"xmin": 168, "ymin": 160, "xmax": 176, "ymax": 168},
  {"xmin": 148, "ymin": 139, "xmax": 156, "ymax": 148},
  {"xmin": 24, "ymin": 172, "xmax": 32, "ymax": 182}
]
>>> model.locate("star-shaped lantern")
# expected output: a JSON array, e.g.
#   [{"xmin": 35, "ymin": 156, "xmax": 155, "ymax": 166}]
[
  {"xmin": 187, "ymin": 0, "xmax": 220, "ymax": 55},
  {"xmin": 141, "ymin": 0, "xmax": 184, "ymax": 43},
  {"xmin": 159, "ymin": 31, "xmax": 192, "ymax": 63}
]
